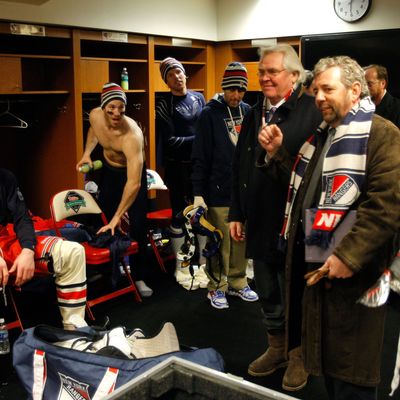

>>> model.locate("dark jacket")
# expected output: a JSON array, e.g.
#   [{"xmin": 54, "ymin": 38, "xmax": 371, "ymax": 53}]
[
  {"xmin": 155, "ymin": 91, "xmax": 206, "ymax": 164},
  {"xmin": 0, "ymin": 168, "xmax": 36, "ymax": 250},
  {"xmin": 282, "ymin": 115, "xmax": 400, "ymax": 386},
  {"xmin": 191, "ymin": 94, "xmax": 250, "ymax": 206},
  {"xmin": 228, "ymin": 86, "xmax": 321, "ymax": 262},
  {"xmin": 375, "ymin": 91, "xmax": 400, "ymax": 129}
]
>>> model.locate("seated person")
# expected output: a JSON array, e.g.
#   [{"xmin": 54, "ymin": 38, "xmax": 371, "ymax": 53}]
[{"xmin": 0, "ymin": 168, "xmax": 87, "ymax": 330}]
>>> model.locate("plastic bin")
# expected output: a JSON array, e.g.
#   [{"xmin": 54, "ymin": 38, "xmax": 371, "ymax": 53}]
[{"xmin": 105, "ymin": 356, "xmax": 299, "ymax": 400}]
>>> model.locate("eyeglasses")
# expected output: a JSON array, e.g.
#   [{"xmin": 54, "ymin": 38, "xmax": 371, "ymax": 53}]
[{"xmin": 257, "ymin": 68, "xmax": 286, "ymax": 78}]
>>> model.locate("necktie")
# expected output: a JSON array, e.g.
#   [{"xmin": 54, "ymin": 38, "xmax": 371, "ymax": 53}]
[
  {"xmin": 302, "ymin": 127, "xmax": 336, "ymax": 219},
  {"xmin": 265, "ymin": 106, "xmax": 276, "ymax": 124}
]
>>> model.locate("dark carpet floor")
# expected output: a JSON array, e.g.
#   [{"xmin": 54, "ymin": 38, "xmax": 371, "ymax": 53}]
[{"xmin": 0, "ymin": 255, "xmax": 399, "ymax": 399}]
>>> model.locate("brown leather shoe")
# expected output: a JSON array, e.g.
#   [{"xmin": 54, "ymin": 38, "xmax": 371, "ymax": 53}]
[
  {"xmin": 282, "ymin": 346, "xmax": 309, "ymax": 391},
  {"xmin": 248, "ymin": 333, "xmax": 288, "ymax": 376}
]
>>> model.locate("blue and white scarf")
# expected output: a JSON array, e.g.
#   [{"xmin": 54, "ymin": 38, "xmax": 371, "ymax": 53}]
[{"xmin": 281, "ymin": 97, "xmax": 375, "ymax": 247}]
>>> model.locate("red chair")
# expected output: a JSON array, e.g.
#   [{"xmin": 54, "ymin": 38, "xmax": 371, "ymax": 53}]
[
  {"xmin": 146, "ymin": 208, "xmax": 174, "ymax": 273},
  {"xmin": 4, "ymin": 286, "xmax": 25, "ymax": 331},
  {"xmin": 49, "ymin": 189, "xmax": 141, "ymax": 320}
]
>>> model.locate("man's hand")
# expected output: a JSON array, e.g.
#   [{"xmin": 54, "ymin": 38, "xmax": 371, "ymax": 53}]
[
  {"xmin": 76, "ymin": 155, "xmax": 93, "ymax": 172},
  {"xmin": 258, "ymin": 124, "xmax": 283, "ymax": 157},
  {"xmin": 305, "ymin": 254, "xmax": 354, "ymax": 285},
  {"xmin": 0, "ymin": 256, "xmax": 9, "ymax": 286},
  {"xmin": 96, "ymin": 216, "xmax": 121, "ymax": 236},
  {"xmin": 8, "ymin": 248, "xmax": 35, "ymax": 287},
  {"xmin": 229, "ymin": 221, "xmax": 245, "ymax": 242},
  {"xmin": 325, "ymin": 254, "xmax": 354, "ymax": 279},
  {"xmin": 193, "ymin": 196, "xmax": 208, "ymax": 211}
]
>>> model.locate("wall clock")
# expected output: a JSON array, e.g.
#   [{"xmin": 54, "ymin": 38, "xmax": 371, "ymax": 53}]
[{"xmin": 334, "ymin": 0, "xmax": 372, "ymax": 22}]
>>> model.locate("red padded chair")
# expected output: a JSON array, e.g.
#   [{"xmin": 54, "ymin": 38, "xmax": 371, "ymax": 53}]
[
  {"xmin": 146, "ymin": 208, "xmax": 174, "ymax": 273},
  {"xmin": 49, "ymin": 189, "xmax": 141, "ymax": 320},
  {"xmin": 4, "ymin": 286, "xmax": 25, "ymax": 331}
]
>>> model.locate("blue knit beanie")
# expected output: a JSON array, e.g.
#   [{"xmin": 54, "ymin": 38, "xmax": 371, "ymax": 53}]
[
  {"xmin": 160, "ymin": 57, "xmax": 186, "ymax": 83},
  {"xmin": 221, "ymin": 62, "xmax": 248, "ymax": 91}
]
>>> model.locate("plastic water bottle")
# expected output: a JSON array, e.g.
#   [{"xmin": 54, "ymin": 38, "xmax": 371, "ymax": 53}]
[
  {"xmin": 0, "ymin": 318, "xmax": 10, "ymax": 354},
  {"xmin": 121, "ymin": 67, "xmax": 129, "ymax": 90},
  {"xmin": 79, "ymin": 160, "xmax": 103, "ymax": 173}
]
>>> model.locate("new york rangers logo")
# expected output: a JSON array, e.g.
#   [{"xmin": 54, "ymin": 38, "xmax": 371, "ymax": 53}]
[
  {"xmin": 225, "ymin": 116, "xmax": 243, "ymax": 145},
  {"xmin": 58, "ymin": 373, "xmax": 90, "ymax": 400},
  {"xmin": 324, "ymin": 174, "xmax": 359, "ymax": 205},
  {"xmin": 64, "ymin": 191, "xmax": 86, "ymax": 213}
]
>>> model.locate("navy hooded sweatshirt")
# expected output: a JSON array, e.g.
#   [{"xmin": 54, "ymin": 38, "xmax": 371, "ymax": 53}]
[{"xmin": 191, "ymin": 94, "xmax": 250, "ymax": 206}]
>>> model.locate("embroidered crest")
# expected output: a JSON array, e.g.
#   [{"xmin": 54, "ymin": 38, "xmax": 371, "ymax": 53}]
[
  {"xmin": 64, "ymin": 191, "xmax": 86, "ymax": 214},
  {"xmin": 324, "ymin": 174, "xmax": 359, "ymax": 206},
  {"xmin": 58, "ymin": 373, "xmax": 90, "ymax": 400}
]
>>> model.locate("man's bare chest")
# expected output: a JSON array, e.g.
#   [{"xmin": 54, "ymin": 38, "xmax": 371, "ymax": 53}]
[{"xmin": 96, "ymin": 129, "xmax": 124, "ymax": 152}]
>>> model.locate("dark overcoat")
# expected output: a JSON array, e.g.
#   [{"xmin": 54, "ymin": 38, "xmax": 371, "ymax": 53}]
[
  {"xmin": 284, "ymin": 115, "xmax": 400, "ymax": 386},
  {"xmin": 229, "ymin": 86, "xmax": 321, "ymax": 262}
]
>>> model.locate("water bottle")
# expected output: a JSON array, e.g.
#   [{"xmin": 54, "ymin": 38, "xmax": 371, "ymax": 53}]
[
  {"xmin": 79, "ymin": 160, "xmax": 103, "ymax": 173},
  {"xmin": 121, "ymin": 67, "xmax": 129, "ymax": 90},
  {"xmin": 0, "ymin": 318, "xmax": 10, "ymax": 355}
]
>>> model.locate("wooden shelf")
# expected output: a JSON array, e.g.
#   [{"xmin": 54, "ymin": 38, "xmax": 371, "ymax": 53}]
[
  {"xmin": 0, "ymin": 90, "xmax": 69, "ymax": 95},
  {"xmin": 82, "ymin": 89, "xmax": 146, "ymax": 94},
  {"xmin": 81, "ymin": 57, "xmax": 147, "ymax": 63},
  {"xmin": 0, "ymin": 53, "xmax": 71, "ymax": 60}
]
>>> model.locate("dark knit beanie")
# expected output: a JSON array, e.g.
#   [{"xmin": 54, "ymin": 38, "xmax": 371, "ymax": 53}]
[
  {"xmin": 101, "ymin": 82, "xmax": 127, "ymax": 109},
  {"xmin": 160, "ymin": 57, "xmax": 186, "ymax": 83},
  {"xmin": 221, "ymin": 62, "xmax": 248, "ymax": 91}
]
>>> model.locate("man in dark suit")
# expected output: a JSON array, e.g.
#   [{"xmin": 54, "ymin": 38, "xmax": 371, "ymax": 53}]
[
  {"xmin": 364, "ymin": 64, "xmax": 400, "ymax": 128},
  {"xmin": 229, "ymin": 44, "xmax": 322, "ymax": 391}
]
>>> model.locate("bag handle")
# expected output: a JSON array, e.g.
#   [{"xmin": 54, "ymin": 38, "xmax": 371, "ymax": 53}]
[
  {"xmin": 33, "ymin": 350, "xmax": 47, "ymax": 400},
  {"xmin": 93, "ymin": 367, "xmax": 119, "ymax": 399},
  {"xmin": 32, "ymin": 348, "xmax": 119, "ymax": 400}
]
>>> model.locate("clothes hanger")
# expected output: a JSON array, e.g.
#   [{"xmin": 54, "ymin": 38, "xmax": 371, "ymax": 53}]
[
  {"xmin": 83, "ymin": 110, "xmax": 90, "ymax": 121},
  {"xmin": 0, "ymin": 101, "xmax": 28, "ymax": 128}
]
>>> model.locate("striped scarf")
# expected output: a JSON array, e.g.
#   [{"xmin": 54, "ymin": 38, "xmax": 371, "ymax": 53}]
[{"xmin": 281, "ymin": 97, "xmax": 375, "ymax": 247}]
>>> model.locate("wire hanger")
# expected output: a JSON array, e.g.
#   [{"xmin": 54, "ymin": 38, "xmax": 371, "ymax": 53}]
[
  {"xmin": 0, "ymin": 101, "xmax": 28, "ymax": 128},
  {"xmin": 83, "ymin": 110, "xmax": 90, "ymax": 121}
]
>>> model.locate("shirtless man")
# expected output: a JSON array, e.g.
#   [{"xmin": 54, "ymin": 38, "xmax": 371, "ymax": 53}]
[{"xmin": 77, "ymin": 82, "xmax": 152, "ymax": 296}]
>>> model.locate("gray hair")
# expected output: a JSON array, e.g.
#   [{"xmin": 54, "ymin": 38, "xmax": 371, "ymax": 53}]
[
  {"xmin": 313, "ymin": 56, "xmax": 369, "ymax": 98},
  {"xmin": 259, "ymin": 44, "xmax": 305, "ymax": 83}
]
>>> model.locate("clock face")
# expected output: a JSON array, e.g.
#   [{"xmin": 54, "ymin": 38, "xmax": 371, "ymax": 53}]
[{"xmin": 334, "ymin": 0, "xmax": 371, "ymax": 22}]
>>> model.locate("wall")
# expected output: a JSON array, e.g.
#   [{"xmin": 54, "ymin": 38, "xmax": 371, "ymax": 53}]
[
  {"xmin": 217, "ymin": 0, "xmax": 400, "ymax": 41},
  {"xmin": 0, "ymin": 0, "xmax": 399, "ymax": 41},
  {"xmin": 0, "ymin": 0, "xmax": 218, "ymax": 40}
]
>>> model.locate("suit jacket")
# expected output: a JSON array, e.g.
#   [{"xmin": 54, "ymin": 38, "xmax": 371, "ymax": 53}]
[
  {"xmin": 375, "ymin": 91, "xmax": 400, "ymax": 128},
  {"xmin": 229, "ymin": 86, "xmax": 321, "ymax": 262}
]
